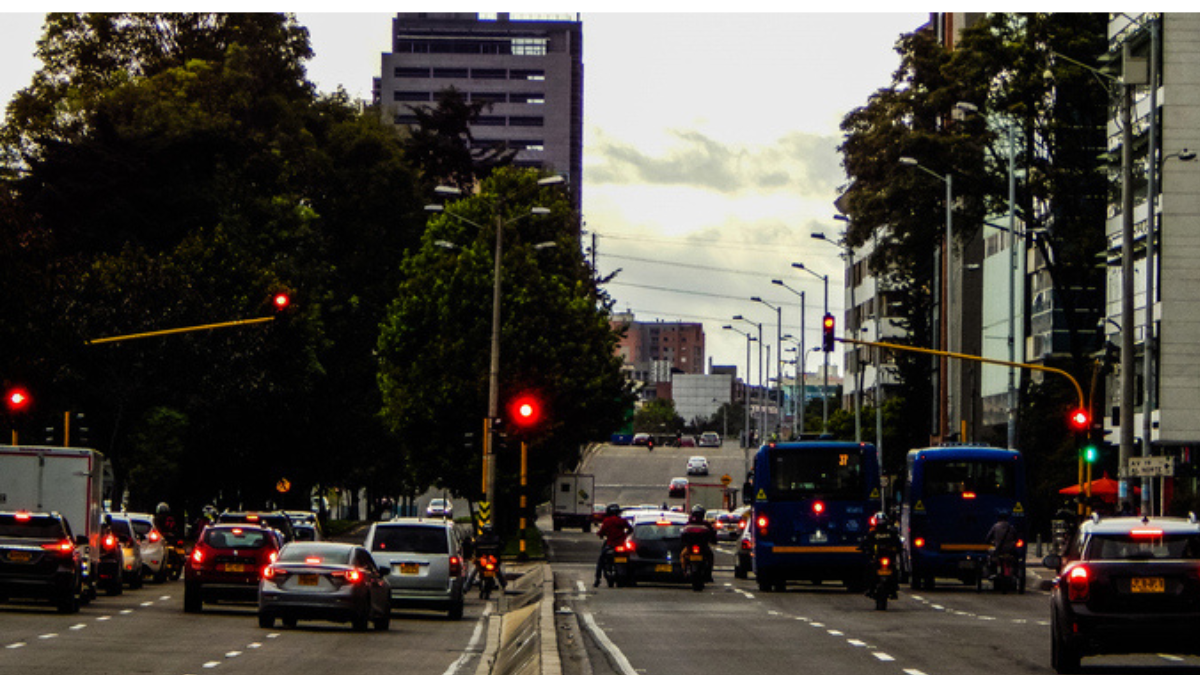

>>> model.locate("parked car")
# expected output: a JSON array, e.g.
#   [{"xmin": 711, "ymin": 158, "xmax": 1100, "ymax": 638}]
[
  {"xmin": 217, "ymin": 511, "xmax": 296, "ymax": 543},
  {"xmin": 425, "ymin": 498, "xmax": 454, "ymax": 520},
  {"xmin": 258, "ymin": 542, "xmax": 391, "ymax": 631},
  {"xmin": 0, "ymin": 510, "xmax": 84, "ymax": 613},
  {"xmin": 698, "ymin": 432, "xmax": 721, "ymax": 448},
  {"xmin": 125, "ymin": 512, "xmax": 168, "ymax": 583},
  {"xmin": 632, "ymin": 433, "xmax": 651, "ymax": 446},
  {"xmin": 1045, "ymin": 514, "xmax": 1200, "ymax": 673},
  {"xmin": 185, "ymin": 524, "xmax": 283, "ymax": 613},
  {"xmin": 668, "ymin": 477, "xmax": 689, "ymax": 499},
  {"xmin": 363, "ymin": 518, "xmax": 466, "ymax": 619},
  {"xmin": 612, "ymin": 510, "xmax": 691, "ymax": 586},
  {"xmin": 106, "ymin": 514, "xmax": 144, "ymax": 589},
  {"xmin": 686, "ymin": 456, "xmax": 710, "ymax": 476}
]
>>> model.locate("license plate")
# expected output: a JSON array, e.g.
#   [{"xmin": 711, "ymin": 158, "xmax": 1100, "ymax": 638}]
[
  {"xmin": 399, "ymin": 563, "xmax": 419, "ymax": 575},
  {"xmin": 878, "ymin": 568, "xmax": 892, "ymax": 576},
  {"xmin": 655, "ymin": 564, "xmax": 672, "ymax": 573},
  {"xmin": 1131, "ymin": 577, "xmax": 1165, "ymax": 593},
  {"xmin": 9, "ymin": 551, "xmax": 31, "ymax": 562},
  {"xmin": 614, "ymin": 557, "xmax": 628, "ymax": 564},
  {"xmin": 298, "ymin": 574, "xmax": 319, "ymax": 586},
  {"xmin": 220, "ymin": 563, "xmax": 247, "ymax": 573}
]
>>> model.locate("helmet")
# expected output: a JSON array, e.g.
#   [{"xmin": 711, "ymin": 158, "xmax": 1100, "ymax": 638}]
[
  {"xmin": 606, "ymin": 503, "xmax": 621, "ymax": 517},
  {"xmin": 690, "ymin": 504, "xmax": 707, "ymax": 522},
  {"xmin": 202, "ymin": 505, "xmax": 217, "ymax": 518},
  {"xmin": 156, "ymin": 502, "xmax": 170, "ymax": 515},
  {"xmin": 871, "ymin": 511, "xmax": 889, "ymax": 529}
]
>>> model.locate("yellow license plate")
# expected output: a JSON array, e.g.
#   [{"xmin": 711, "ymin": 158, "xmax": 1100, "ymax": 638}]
[
  {"xmin": 614, "ymin": 557, "xmax": 628, "ymax": 564},
  {"xmin": 298, "ymin": 574, "xmax": 318, "ymax": 586},
  {"xmin": 220, "ymin": 563, "xmax": 247, "ymax": 573},
  {"xmin": 9, "ymin": 551, "xmax": 32, "ymax": 562},
  {"xmin": 655, "ymin": 564, "xmax": 672, "ymax": 573},
  {"xmin": 399, "ymin": 563, "xmax": 419, "ymax": 575},
  {"xmin": 1131, "ymin": 577, "xmax": 1165, "ymax": 593},
  {"xmin": 878, "ymin": 568, "xmax": 892, "ymax": 576}
]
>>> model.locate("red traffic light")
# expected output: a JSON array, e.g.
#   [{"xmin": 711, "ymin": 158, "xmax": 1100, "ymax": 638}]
[
  {"xmin": 272, "ymin": 293, "xmax": 290, "ymax": 311},
  {"xmin": 5, "ymin": 387, "xmax": 30, "ymax": 413},
  {"xmin": 509, "ymin": 395, "xmax": 541, "ymax": 427},
  {"xmin": 821, "ymin": 313, "xmax": 836, "ymax": 352},
  {"xmin": 1069, "ymin": 408, "xmax": 1090, "ymax": 432}
]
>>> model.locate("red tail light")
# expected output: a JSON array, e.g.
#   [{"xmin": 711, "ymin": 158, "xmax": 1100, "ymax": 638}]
[
  {"xmin": 41, "ymin": 539, "xmax": 74, "ymax": 553},
  {"xmin": 1131, "ymin": 528, "xmax": 1164, "ymax": 538},
  {"xmin": 449, "ymin": 555, "xmax": 463, "ymax": 576},
  {"xmin": 962, "ymin": 492, "xmax": 977, "ymax": 499},
  {"xmin": 103, "ymin": 534, "xmax": 118, "ymax": 550},
  {"xmin": 482, "ymin": 555, "xmax": 497, "ymax": 571},
  {"xmin": 263, "ymin": 565, "xmax": 288, "ymax": 581},
  {"xmin": 812, "ymin": 501, "xmax": 825, "ymax": 515},
  {"xmin": 880, "ymin": 557, "xmax": 891, "ymax": 569},
  {"xmin": 1067, "ymin": 565, "xmax": 1090, "ymax": 602},
  {"xmin": 914, "ymin": 537, "xmax": 925, "ymax": 548},
  {"xmin": 191, "ymin": 547, "xmax": 205, "ymax": 564},
  {"xmin": 344, "ymin": 569, "xmax": 363, "ymax": 584},
  {"xmin": 15, "ymin": 512, "xmax": 31, "ymax": 522},
  {"xmin": 615, "ymin": 541, "xmax": 635, "ymax": 554},
  {"xmin": 691, "ymin": 545, "xmax": 701, "ymax": 555},
  {"xmin": 756, "ymin": 514, "xmax": 769, "ymax": 536},
  {"xmin": 305, "ymin": 556, "xmax": 323, "ymax": 564},
  {"xmin": 740, "ymin": 538, "xmax": 752, "ymax": 551},
  {"xmin": 1016, "ymin": 539, "xmax": 1025, "ymax": 549},
  {"xmin": 148, "ymin": 531, "xmax": 161, "ymax": 543}
]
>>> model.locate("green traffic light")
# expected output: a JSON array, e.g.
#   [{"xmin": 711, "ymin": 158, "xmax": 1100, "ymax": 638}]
[{"xmin": 1083, "ymin": 445, "xmax": 1098, "ymax": 463}]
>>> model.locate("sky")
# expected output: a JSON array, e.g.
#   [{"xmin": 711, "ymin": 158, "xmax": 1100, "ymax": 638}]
[{"xmin": 0, "ymin": 10, "xmax": 929, "ymax": 387}]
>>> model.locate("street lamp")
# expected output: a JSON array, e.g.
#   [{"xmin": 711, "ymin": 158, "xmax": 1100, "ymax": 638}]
[
  {"xmin": 898, "ymin": 156, "xmax": 954, "ymax": 441},
  {"xmin": 733, "ymin": 315, "xmax": 765, "ymax": 444},
  {"xmin": 792, "ymin": 263, "xmax": 829, "ymax": 432},
  {"xmin": 724, "ymin": 325, "xmax": 756, "ymax": 463},
  {"xmin": 774, "ymin": 280, "xmax": 807, "ymax": 438},
  {"xmin": 427, "ymin": 174, "xmax": 564, "ymax": 520},
  {"xmin": 751, "ymin": 296, "xmax": 784, "ymax": 440}
]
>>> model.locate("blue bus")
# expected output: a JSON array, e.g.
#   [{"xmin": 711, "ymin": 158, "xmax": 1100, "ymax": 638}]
[
  {"xmin": 750, "ymin": 441, "xmax": 881, "ymax": 592},
  {"xmin": 899, "ymin": 445, "xmax": 1028, "ymax": 592}
]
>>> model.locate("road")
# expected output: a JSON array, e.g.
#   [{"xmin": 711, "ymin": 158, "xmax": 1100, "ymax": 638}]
[{"xmin": 6, "ymin": 440, "xmax": 1200, "ymax": 674}]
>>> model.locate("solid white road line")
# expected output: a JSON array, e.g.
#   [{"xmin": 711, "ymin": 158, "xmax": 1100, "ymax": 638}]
[
  {"xmin": 580, "ymin": 611, "xmax": 639, "ymax": 675},
  {"xmin": 440, "ymin": 605, "xmax": 489, "ymax": 675}
]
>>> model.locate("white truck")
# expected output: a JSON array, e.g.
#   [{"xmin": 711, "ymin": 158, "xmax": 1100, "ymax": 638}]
[
  {"xmin": 551, "ymin": 473, "xmax": 594, "ymax": 532},
  {"xmin": 0, "ymin": 445, "xmax": 110, "ymax": 599}
]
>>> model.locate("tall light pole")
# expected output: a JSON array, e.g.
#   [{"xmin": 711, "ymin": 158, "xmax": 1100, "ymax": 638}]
[
  {"xmin": 752, "ymin": 296, "xmax": 784, "ymax": 440},
  {"xmin": 724, "ymin": 325, "xmax": 756, "ymax": 463},
  {"xmin": 773, "ymin": 280, "xmax": 806, "ymax": 437},
  {"xmin": 813, "ymin": 226, "xmax": 861, "ymax": 442},
  {"xmin": 734, "ymin": 315, "xmax": 764, "ymax": 444},
  {"xmin": 792, "ymin": 263, "xmax": 829, "ymax": 432},
  {"xmin": 898, "ymin": 156, "xmax": 953, "ymax": 441},
  {"xmin": 427, "ymin": 175, "xmax": 563, "ymax": 520}
]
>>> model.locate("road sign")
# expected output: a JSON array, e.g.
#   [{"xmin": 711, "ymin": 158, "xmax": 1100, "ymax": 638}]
[
  {"xmin": 1128, "ymin": 456, "xmax": 1175, "ymax": 477},
  {"xmin": 720, "ymin": 474, "xmax": 732, "ymax": 487}
]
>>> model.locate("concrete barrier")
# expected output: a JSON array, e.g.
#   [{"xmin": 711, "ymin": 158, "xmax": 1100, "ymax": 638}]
[{"xmin": 477, "ymin": 562, "xmax": 560, "ymax": 675}]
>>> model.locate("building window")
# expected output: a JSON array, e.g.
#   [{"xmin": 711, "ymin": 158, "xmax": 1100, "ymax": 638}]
[
  {"xmin": 471, "ymin": 92, "xmax": 508, "ymax": 103},
  {"xmin": 509, "ymin": 116, "xmax": 544, "ymax": 127},
  {"xmin": 395, "ymin": 67, "xmax": 431, "ymax": 78},
  {"xmin": 471, "ymin": 68, "xmax": 507, "ymax": 79},
  {"xmin": 512, "ymin": 38, "xmax": 548, "ymax": 56},
  {"xmin": 394, "ymin": 91, "xmax": 431, "ymax": 102},
  {"xmin": 510, "ymin": 93, "xmax": 545, "ymax": 104},
  {"xmin": 474, "ymin": 116, "xmax": 506, "ymax": 126},
  {"xmin": 509, "ymin": 139, "xmax": 545, "ymax": 151},
  {"xmin": 432, "ymin": 68, "xmax": 469, "ymax": 79},
  {"xmin": 510, "ymin": 69, "xmax": 546, "ymax": 81}
]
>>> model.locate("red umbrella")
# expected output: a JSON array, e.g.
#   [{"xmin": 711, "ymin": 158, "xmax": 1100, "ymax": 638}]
[{"xmin": 1059, "ymin": 472, "xmax": 1140, "ymax": 499}]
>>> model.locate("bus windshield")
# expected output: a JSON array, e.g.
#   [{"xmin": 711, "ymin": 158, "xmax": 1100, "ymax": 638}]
[
  {"xmin": 922, "ymin": 459, "xmax": 1015, "ymax": 498},
  {"xmin": 768, "ymin": 447, "xmax": 864, "ymax": 500}
]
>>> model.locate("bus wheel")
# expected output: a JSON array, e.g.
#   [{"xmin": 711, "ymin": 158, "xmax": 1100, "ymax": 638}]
[{"xmin": 756, "ymin": 575, "xmax": 774, "ymax": 592}]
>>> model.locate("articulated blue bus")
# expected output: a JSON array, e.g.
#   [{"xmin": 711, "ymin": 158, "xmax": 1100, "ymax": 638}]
[
  {"xmin": 750, "ymin": 441, "xmax": 881, "ymax": 592},
  {"xmin": 899, "ymin": 445, "xmax": 1028, "ymax": 592}
]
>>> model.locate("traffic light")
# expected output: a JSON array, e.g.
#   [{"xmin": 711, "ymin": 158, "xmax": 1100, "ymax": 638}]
[
  {"xmin": 272, "ymin": 292, "xmax": 290, "ymax": 311},
  {"xmin": 509, "ymin": 394, "xmax": 541, "ymax": 428},
  {"xmin": 1082, "ymin": 444, "xmax": 1098, "ymax": 464},
  {"xmin": 822, "ymin": 313, "xmax": 836, "ymax": 352},
  {"xmin": 5, "ymin": 387, "xmax": 30, "ymax": 414},
  {"xmin": 1068, "ymin": 408, "xmax": 1090, "ymax": 433}
]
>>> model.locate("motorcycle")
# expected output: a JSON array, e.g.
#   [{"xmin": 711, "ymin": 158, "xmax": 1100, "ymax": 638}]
[
  {"xmin": 164, "ymin": 537, "xmax": 186, "ymax": 581},
  {"xmin": 866, "ymin": 554, "xmax": 898, "ymax": 611},
  {"xmin": 987, "ymin": 547, "xmax": 1018, "ymax": 594},
  {"xmin": 681, "ymin": 543, "xmax": 710, "ymax": 592},
  {"xmin": 477, "ymin": 554, "xmax": 499, "ymax": 600},
  {"xmin": 600, "ymin": 545, "xmax": 619, "ymax": 588}
]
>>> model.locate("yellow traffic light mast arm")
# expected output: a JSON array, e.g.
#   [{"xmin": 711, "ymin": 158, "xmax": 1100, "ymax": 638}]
[{"xmin": 85, "ymin": 316, "xmax": 275, "ymax": 345}]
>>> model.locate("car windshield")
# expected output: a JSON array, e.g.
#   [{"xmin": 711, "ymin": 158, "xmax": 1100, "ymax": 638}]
[
  {"xmin": 0, "ymin": 515, "xmax": 63, "ymax": 538},
  {"xmin": 1087, "ymin": 533, "xmax": 1200, "ymax": 560},
  {"xmin": 129, "ymin": 519, "xmax": 152, "ymax": 537},
  {"xmin": 278, "ymin": 543, "xmax": 351, "ymax": 564},
  {"xmin": 634, "ymin": 523, "xmax": 684, "ymax": 540},
  {"xmin": 205, "ymin": 527, "xmax": 271, "ymax": 549},
  {"xmin": 371, "ymin": 526, "xmax": 448, "ymax": 554},
  {"xmin": 110, "ymin": 518, "xmax": 134, "ymax": 538}
]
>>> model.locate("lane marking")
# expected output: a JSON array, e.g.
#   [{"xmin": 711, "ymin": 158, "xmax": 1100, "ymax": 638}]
[
  {"xmin": 847, "ymin": 639, "xmax": 867, "ymax": 647},
  {"xmin": 69, "ymin": 624, "xmax": 86, "ymax": 631},
  {"xmin": 225, "ymin": 651, "xmax": 242, "ymax": 658},
  {"xmin": 119, "ymin": 609, "xmax": 133, "ymax": 615},
  {"xmin": 580, "ymin": 611, "xmax": 639, "ymax": 675},
  {"xmin": 827, "ymin": 629, "xmax": 844, "ymax": 636},
  {"xmin": 38, "ymin": 634, "xmax": 57, "ymax": 640},
  {"xmin": 140, "ymin": 601, "xmax": 154, "ymax": 607},
  {"xmin": 438, "ymin": 604, "xmax": 489, "ymax": 675},
  {"xmin": 202, "ymin": 662, "xmax": 221, "ymax": 669},
  {"xmin": 6, "ymin": 643, "xmax": 26, "ymax": 649},
  {"xmin": 904, "ymin": 670, "xmax": 929, "ymax": 675},
  {"xmin": 1159, "ymin": 654, "xmax": 1185, "ymax": 662},
  {"xmin": 97, "ymin": 616, "xmax": 111, "ymax": 621},
  {"xmin": 247, "ymin": 643, "xmax": 262, "ymax": 649},
  {"xmin": 873, "ymin": 652, "xmax": 895, "ymax": 662}
]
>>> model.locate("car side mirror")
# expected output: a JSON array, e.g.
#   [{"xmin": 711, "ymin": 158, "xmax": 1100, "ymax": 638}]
[{"xmin": 1042, "ymin": 554, "xmax": 1061, "ymax": 570}]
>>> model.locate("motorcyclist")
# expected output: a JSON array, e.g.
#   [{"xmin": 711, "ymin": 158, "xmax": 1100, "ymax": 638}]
[
  {"xmin": 467, "ymin": 524, "xmax": 506, "ymax": 591},
  {"xmin": 985, "ymin": 510, "xmax": 1019, "ymax": 579},
  {"xmin": 191, "ymin": 504, "xmax": 217, "ymax": 541},
  {"xmin": 595, "ymin": 503, "xmax": 633, "ymax": 587},
  {"xmin": 153, "ymin": 502, "xmax": 178, "ymax": 539},
  {"xmin": 680, "ymin": 504, "xmax": 717, "ymax": 582},
  {"xmin": 859, "ymin": 511, "xmax": 900, "ymax": 597}
]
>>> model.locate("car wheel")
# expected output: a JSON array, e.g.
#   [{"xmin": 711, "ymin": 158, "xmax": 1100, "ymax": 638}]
[
  {"xmin": 183, "ymin": 582, "xmax": 202, "ymax": 613},
  {"xmin": 734, "ymin": 559, "xmax": 748, "ymax": 580},
  {"xmin": 756, "ymin": 575, "xmax": 773, "ymax": 592},
  {"xmin": 153, "ymin": 565, "xmax": 168, "ymax": 584},
  {"xmin": 448, "ymin": 599, "xmax": 463, "ymax": 620},
  {"xmin": 282, "ymin": 616, "xmax": 298, "ymax": 628},
  {"xmin": 55, "ymin": 586, "xmax": 80, "ymax": 614},
  {"xmin": 129, "ymin": 571, "xmax": 143, "ymax": 590},
  {"xmin": 1051, "ymin": 612, "xmax": 1081, "ymax": 674},
  {"xmin": 258, "ymin": 613, "xmax": 274, "ymax": 629},
  {"xmin": 352, "ymin": 613, "xmax": 369, "ymax": 632}
]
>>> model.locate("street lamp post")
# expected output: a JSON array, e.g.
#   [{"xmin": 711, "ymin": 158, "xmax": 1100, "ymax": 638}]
[
  {"xmin": 773, "ymin": 280, "xmax": 806, "ymax": 437},
  {"xmin": 427, "ymin": 175, "xmax": 563, "ymax": 521},
  {"xmin": 792, "ymin": 263, "xmax": 829, "ymax": 432},
  {"xmin": 813, "ymin": 226, "xmax": 861, "ymax": 442},
  {"xmin": 734, "ymin": 315, "xmax": 764, "ymax": 444},
  {"xmin": 752, "ymin": 296, "xmax": 784, "ymax": 440},
  {"xmin": 898, "ymin": 156, "xmax": 953, "ymax": 441},
  {"xmin": 724, "ymin": 325, "xmax": 756, "ymax": 466}
]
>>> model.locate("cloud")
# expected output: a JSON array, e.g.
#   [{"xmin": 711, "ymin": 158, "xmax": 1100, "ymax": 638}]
[{"xmin": 586, "ymin": 127, "xmax": 843, "ymax": 196}]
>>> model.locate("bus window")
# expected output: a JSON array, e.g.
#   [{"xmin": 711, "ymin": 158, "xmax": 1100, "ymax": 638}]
[
  {"xmin": 768, "ymin": 448, "xmax": 864, "ymax": 500},
  {"xmin": 923, "ymin": 459, "xmax": 1015, "ymax": 498}
]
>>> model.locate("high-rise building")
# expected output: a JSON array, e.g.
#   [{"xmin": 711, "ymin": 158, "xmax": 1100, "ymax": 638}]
[{"xmin": 375, "ymin": 12, "xmax": 584, "ymax": 209}]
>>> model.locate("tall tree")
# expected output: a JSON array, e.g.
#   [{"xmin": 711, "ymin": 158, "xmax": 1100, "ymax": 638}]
[{"xmin": 400, "ymin": 88, "xmax": 516, "ymax": 195}]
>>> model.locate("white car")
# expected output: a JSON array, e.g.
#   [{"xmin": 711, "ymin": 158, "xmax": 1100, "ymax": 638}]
[
  {"xmin": 425, "ymin": 498, "xmax": 453, "ymax": 519},
  {"xmin": 686, "ymin": 456, "xmax": 710, "ymax": 476},
  {"xmin": 125, "ymin": 512, "xmax": 168, "ymax": 583},
  {"xmin": 698, "ymin": 432, "xmax": 721, "ymax": 447}
]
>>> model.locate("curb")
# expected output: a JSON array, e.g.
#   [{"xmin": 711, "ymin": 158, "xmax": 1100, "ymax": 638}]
[{"xmin": 478, "ymin": 562, "xmax": 558, "ymax": 675}]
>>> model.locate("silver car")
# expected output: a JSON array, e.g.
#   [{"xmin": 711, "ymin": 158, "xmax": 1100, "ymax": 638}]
[
  {"xmin": 258, "ymin": 542, "xmax": 391, "ymax": 631},
  {"xmin": 364, "ymin": 518, "xmax": 465, "ymax": 620}
]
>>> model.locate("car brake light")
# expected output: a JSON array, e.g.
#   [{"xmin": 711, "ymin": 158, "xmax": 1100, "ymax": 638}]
[
  {"xmin": 247, "ymin": 515, "xmax": 259, "ymax": 521},
  {"xmin": 812, "ymin": 501, "xmax": 825, "ymax": 515},
  {"xmin": 449, "ymin": 555, "xmax": 463, "ymax": 576},
  {"xmin": 914, "ymin": 537, "xmax": 925, "ymax": 548},
  {"xmin": 148, "ymin": 531, "xmax": 161, "ymax": 543},
  {"xmin": 104, "ymin": 534, "xmax": 117, "ymax": 549},
  {"xmin": 342, "ymin": 569, "xmax": 363, "ymax": 583},
  {"xmin": 232, "ymin": 528, "xmax": 243, "ymax": 535},
  {"xmin": 1067, "ymin": 565, "xmax": 1090, "ymax": 602},
  {"xmin": 191, "ymin": 548, "xmax": 204, "ymax": 564},
  {"xmin": 1131, "ymin": 528, "xmax": 1164, "ymax": 538},
  {"xmin": 962, "ymin": 492, "xmax": 977, "ymax": 499},
  {"xmin": 263, "ymin": 565, "xmax": 288, "ymax": 580},
  {"xmin": 41, "ymin": 539, "xmax": 74, "ymax": 553},
  {"xmin": 269, "ymin": 551, "xmax": 278, "ymax": 563},
  {"xmin": 1016, "ymin": 539, "xmax": 1025, "ymax": 548},
  {"xmin": 740, "ymin": 538, "xmax": 752, "ymax": 551},
  {"xmin": 305, "ymin": 556, "xmax": 323, "ymax": 564},
  {"xmin": 756, "ymin": 514, "xmax": 768, "ymax": 536},
  {"xmin": 15, "ymin": 512, "xmax": 31, "ymax": 521},
  {"xmin": 691, "ymin": 545, "xmax": 701, "ymax": 555},
  {"xmin": 482, "ymin": 555, "xmax": 497, "ymax": 571},
  {"xmin": 880, "ymin": 557, "xmax": 891, "ymax": 568}
]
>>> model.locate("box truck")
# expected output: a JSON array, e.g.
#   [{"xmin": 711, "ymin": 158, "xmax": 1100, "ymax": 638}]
[{"xmin": 551, "ymin": 473, "xmax": 595, "ymax": 532}]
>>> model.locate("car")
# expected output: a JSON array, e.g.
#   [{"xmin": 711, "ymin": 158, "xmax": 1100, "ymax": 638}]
[
  {"xmin": 425, "ymin": 498, "xmax": 454, "ymax": 520},
  {"xmin": 363, "ymin": 518, "xmax": 466, "ymax": 620},
  {"xmin": 97, "ymin": 520, "xmax": 126, "ymax": 596},
  {"xmin": 698, "ymin": 432, "xmax": 721, "ymax": 448},
  {"xmin": 714, "ymin": 510, "xmax": 745, "ymax": 541},
  {"xmin": 105, "ymin": 514, "xmax": 144, "ymax": 589},
  {"xmin": 184, "ymin": 524, "xmax": 283, "ymax": 613},
  {"xmin": 1044, "ymin": 514, "xmax": 1200, "ymax": 673},
  {"xmin": 668, "ymin": 477, "xmax": 689, "ymax": 499},
  {"xmin": 677, "ymin": 437, "xmax": 696, "ymax": 448},
  {"xmin": 632, "ymin": 433, "xmax": 651, "ymax": 446},
  {"xmin": 0, "ymin": 510, "xmax": 85, "ymax": 613},
  {"xmin": 292, "ymin": 522, "xmax": 322, "ymax": 541},
  {"xmin": 686, "ymin": 456, "xmax": 709, "ymax": 476},
  {"xmin": 611, "ymin": 510, "xmax": 691, "ymax": 586},
  {"xmin": 258, "ymin": 542, "xmax": 391, "ymax": 631},
  {"xmin": 734, "ymin": 508, "xmax": 755, "ymax": 580},
  {"xmin": 217, "ymin": 511, "xmax": 296, "ymax": 543},
  {"xmin": 125, "ymin": 512, "xmax": 168, "ymax": 583}
]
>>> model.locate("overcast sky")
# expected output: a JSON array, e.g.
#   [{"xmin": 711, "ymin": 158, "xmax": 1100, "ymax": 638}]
[{"xmin": 0, "ymin": 10, "xmax": 928, "ymax": 385}]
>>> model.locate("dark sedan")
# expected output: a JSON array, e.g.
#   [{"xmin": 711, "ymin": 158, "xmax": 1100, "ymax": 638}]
[
  {"xmin": 259, "ymin": 542, "xmax": 391, "ymax": 631},
  {"xmin": 1044, "ymin": 514, "xmax": 1200, "ymax": 673},
  {"xmin": 613, "ymin": 511, "xmax": 690, "ymax": 587}
]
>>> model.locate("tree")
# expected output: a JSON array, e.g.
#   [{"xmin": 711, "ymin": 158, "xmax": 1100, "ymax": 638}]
[
  {"xmin": 400, "ymin": 87, "xmax": 516, "ymax": 195},
  {"xmin": 633, "ymin": 398, "xmax": 684, "ymax": 435}
]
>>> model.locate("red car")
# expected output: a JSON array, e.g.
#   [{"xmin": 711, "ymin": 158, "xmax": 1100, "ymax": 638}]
[{"xmin": 185, "ymin": 524, "xmax": 281, "ymax": 613}]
